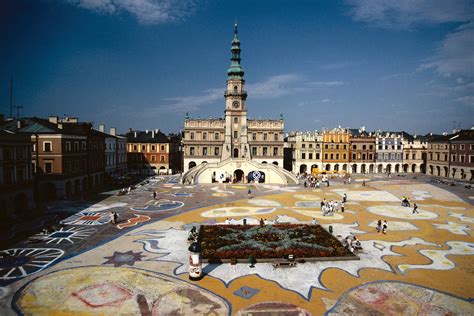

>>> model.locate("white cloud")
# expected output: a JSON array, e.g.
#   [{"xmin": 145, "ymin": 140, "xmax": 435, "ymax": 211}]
[
  {"xmin": 160, "ymin": 88, "xmax": 221, "ymax": 112},
  {"xmin": 306, "ymin": 81, "xmax": 345, "ymax": 87},
  {"xmin": 454, "ymin": 95, "xmax": 474, "ymax": 106},
  {"xmin": 346, "ymin": 0, "xmax": 474, "ymax": 29},
  {"xmin": 418, "ymin": 23, "xmax": 474, "ymax": 77},
  {"xmin": 246, "ymin": 74, "xmax": 303, "ymax": 98},
  {"xmin": 321, "ymin": 98, "xmax": 331, "ymax": 103},
  {"xmin": 67, "ymin": 0, "xmax": 196, "ymax": 24}
]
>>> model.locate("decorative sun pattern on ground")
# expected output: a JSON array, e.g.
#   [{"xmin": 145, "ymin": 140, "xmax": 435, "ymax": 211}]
[
  {"xmin": 29, "ymin": 227, "xmax": 96, "ymax": 244},
  {"xmin": 103, "ymin": 251, "xmax": 145, "ymax": 267},
  {"xmin": 0, "ymin": 248, "xmax": 64, "ymax": 280}
]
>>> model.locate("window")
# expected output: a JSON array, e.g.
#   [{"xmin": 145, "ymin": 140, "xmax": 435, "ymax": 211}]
[
  {"xmin": 160, "ymin": 155, "xmax": 165, "ymax": 162},
  {"xmin": 460, "ymin": 155, "xmax": 465, "ymax": 163},
  {"xmin": 429, "ymin": 153, "xmax": 433, "ymax": 160},
  {"xmin": 406, "ymin": 154, "xmax": 409, "ymax": 159},
  {"xmin": 190, "ymin": 147, "xmax": 195, "ymax": 155},
  {"xmin": 190, "ymin": 132, "xmax": 194, "ymax": 140},
  {"xmin": 324, "ymin": 154, "xmax": 328, "ymax": 159},
  {"xmin": 369, "ymin": 145, "xmax": 373, "ymax": 150},
  {"xmin": 203, "ymin": 132, "xmax": 207, "ymax": 140},
  {"xmin": 316, "ymin": 153, "xmax": 320, "ymax": 159},
  {"xmin": 44, "ymin": 161, "xmax": 53, "ymax": 174},
  {"xmin": 263, "ymin": 147, "xmax": 268, "ymax": 156},
  {"xmin": 460, "ymin": 144, "xmax": 464, "ymax": 150},
  {"xmin": 215, "ymin": 147, "xmax": 220, "ymax": 156},
  {"xmin": 352, "ymin": 145, "xmax": 357, "ymax": 150},
  {"xmin": 309, "ymin": 153, "xmax": 313, "ymax": 159},
  {"xmin": 43, "ymin": 141, "xmax": 52, "ymax": 152},
  {"xmin": 343, "ymin": 154, "xmax": 347, "ymax": 159},
  {"xmin": 151, "ymin": 145, "xmax": 156, "ymax": 151},
  {"xmin": 330, "ymin": 154, "xmax": 334, "ymax": 159},
  {"xmin": 161, "ymin": 145, "xmax": 165, "ymax": 151},
  {"xmin": 302, "ymin": 153, "xmax": 306, "ymax": 159},
  {"xmin": 378, "ymin": 145, "xmax": 382, "ymax": 150},
  {"xmin": 133, "ymin": 145, "xmax": 138, "ymax": 151},
  {"xmin": 451, "ymin": 144, "xmax": 456, "ymax": 150},
  {"xmin": 336, "ymin": 153, "xmax": 339, "ymax": 159},
  {"xmin": 336, "ymin": 144, "xmax": 340, "ymax": 150},
  {"xmin": 309, "ymin": 144, "xmax": 313, "ymax": 148},
  {"xmin": 444, "ymin": 154, "xmax": 448, "ymax": 161},
  {"xmin": 470, "ymin": 155, "xmax": 474, "ymax": 163},
  {"xmin": 362, "ymin": 145, "xmax": 366, "ymax": 150},
  {"xmin": 234, "ymin": 131, "xmax": 238, "ymax": 138},
  {"xmin": 264, "ymin": 133, "xmax": 267, "ymax": 141},
  {"xmin": 151, "ymin": 155, "xmax": 156, "ymax": 162},
  {"xmin": 451, "ymin": 155, "xmax": 456, "ymax": 162},
  {"xmin": 203, "ymin": 147, "xmax": 208, "ymax": 156},
  {"xmin": 362, "ymin": 154, "xmax": 366, "ymax": 160},
  {"xmin": 215, "ymin": 132, "xmax": 219, "ymax": 140},
  {"xmin": 252, "ymin": 133, "xmax": 256, "ymax": 141},
  {"xmin": 343, "ymin": 145, "xmax": 347, "ymax": 150},
  {"xmin": 66, "ymin": 141, "xmax": 71, "ymax": 151},
  {"xmin": 82, "ymin": 142, "xmax": 87, "ymax": 150},
  {"xmin": 412, "ymin": 153, "xmax": 416, "ymax": 159},
  {"xmin": 142, "ymin": 145, "xmax": 146, "ymax": 151},
  {"xmin": 233, "ymin": 118, "xmax": 238, "ymax": 124},
  {"xmin": 273, "ymin": 147, "xmax": 278, "ymax": 156},
  {"xmin": 302, "ymin": 144, "xmax": 305, "ymax": 148},
  {"xmin": 352, "ymin": 153, "xmax": 356, "ymax": 160},
  {"xmin": 325, "ymin": 144, "xmax": 328, "ymax": 149},
  {"xmin": 252, "ymin": 147, "xmax": 257, "ymax": 156},
  {"xmin": 369, "ymin": 154, "xmax": 373, "ymax": 160},
  {"xmin": 274, "ymin": 133, "xmax": 278, "ymax": 141}
]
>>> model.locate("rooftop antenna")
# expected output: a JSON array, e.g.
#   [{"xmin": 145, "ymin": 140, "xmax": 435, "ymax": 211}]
[
  {"xmin": 15, "ymin": 105, "xmax": 23, "ymax": 119},
  {"xmin": 9, "ymin": 77, "xmax": 13, "ymax": 118}
]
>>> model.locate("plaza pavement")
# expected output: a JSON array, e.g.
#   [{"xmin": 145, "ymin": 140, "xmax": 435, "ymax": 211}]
[{"xmin": 1, "ymin": 174, "xmax": 473, "ymax": 315}]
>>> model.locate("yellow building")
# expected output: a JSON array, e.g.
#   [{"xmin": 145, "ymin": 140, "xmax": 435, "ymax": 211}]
[{"xmin": 322, "ymin": 127, "xmax": 351, "ymax": 172}]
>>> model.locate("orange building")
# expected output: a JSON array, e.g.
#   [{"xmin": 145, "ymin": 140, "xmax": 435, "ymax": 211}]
[{"xmin": 322, "ymin": 128, "xmax": 351, "ymax": 172}]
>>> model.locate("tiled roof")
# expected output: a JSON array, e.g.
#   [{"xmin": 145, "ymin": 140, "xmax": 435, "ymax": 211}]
[{"xmin": 123, "ymin": 130, "xmax": 172, "ymax": 143}]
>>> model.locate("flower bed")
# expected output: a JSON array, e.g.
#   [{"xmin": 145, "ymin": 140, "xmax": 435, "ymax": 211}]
[{"xmin": 198, "ymin": 224, "xmax": 357, "ymax": 263}]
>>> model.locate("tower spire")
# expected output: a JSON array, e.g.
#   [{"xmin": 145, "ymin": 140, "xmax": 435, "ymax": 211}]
[{"xmin": 227, "ymin": 22, "xmax": 244, "ymax": 80}]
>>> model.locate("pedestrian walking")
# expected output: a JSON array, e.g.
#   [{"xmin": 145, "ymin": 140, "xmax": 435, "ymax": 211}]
[
  {"xmin": 247, "ymin": 188, "xmax": 252, "ymax": 198},
  {"xmin": 343, "ymin": 193, "xmax": 347, "ymax": 203},
  {"xmin": 112, "ymin": 212, "xmax": 118, "ymax": 224},
  {"xmin": 341, "ymin": 202, "xmax": 345, "ymax": 213},
  {"xmin": 153, "ymin": 191, "xmax": 157, "ymax": 199},
  {"xmin": 412, "ymin": 203, "xmax": 419, "ymax": 214},
  {"xmin": 376, "ymin": 219, "xmax": 382, "ymax": 233},
  {"xmin": 382, "ymin": 220, "xmax": 388, "ymax": 234}
]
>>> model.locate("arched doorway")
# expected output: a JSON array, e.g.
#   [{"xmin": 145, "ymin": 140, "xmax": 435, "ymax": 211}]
[
  {"xmin": 378, "ymin": 164, "xmax": 383, "ymax": 173},
  {"xmin": 443, "ymin": 166, "xmax": 448, "ymax": 177},
  {"xmin": 460, "ymin": 169, "xmax": 465, "ymax": 179},
  {"xmin": 74, "ymin": 179, "xmax": 81, "ymax": 195},
  {"xmin": 233, "ymin": 148, "xmax": 239, "ymax": 158},
  {"xmin": 299, "ymin": 164, "xmax": 307, "ymax": 174},
  {"xmin": 403, "ymin": 164, "xmax": 409, "ymax": 173},
  {"xmin": 334, "ymin": 164, "xmax": 339, "ymax": 172},
  {"xmin": 411, "ymin": 164, "xmax": 417, "ymax": 173},
  {"xmin": 395, "ymin": 164, "xmax": 400, "ymax": 173},
  {"xmin": 420, "ymin": 164, "xmax": 426, "ymax": 174},
  {"xmin": 369, "ymin": 164, "xmax": 374, "ymax": 173},
  {"xmin": 311, "ymin": 164, "xmax": 318, "ymax": 173},
  {"xmin": 386, "ymin": 164, "xmax": 392, "ymax": 174},
  {"xmin": 272, "ymin": 161, "xmax": 278, "ymax": 166},
  {"xmin": 65, "ymin": 181, "xmax": 72, "ymax": 198},
  {"xmin": 342, "ymin": 164, "xmax": 348, "ymax": 172},
  {"xmin": 13, "ymin": 193, "xmax": 28, "ymax": 215},
  {"xmin": 436, "ymin": 166, "xmax": 441, "ymax": 176},
  {"xmin": 234, "ymin": 169, "xmax": 244, "ymax": 183},
  {"xmin": 429, "ymin": 165, "xmax": 433, "ymax": 175},
  {"xmin": 451, "ymin": 168, "xmax": 456, "ymax": 178},
  {"xmin": 188, "ymin": 161, "xmax": 196, "ymax": 169},
  {"xmin": 361, "ymin": 164, "xmax": 366, "ymax": 173},
  {"xmin": 352, "ymin": 164, "xmax": 357, "ymax": 173},
  {"xmin": 262, "ymin": 161, "xmax": 268, "ymax": 164},
  {"xmin": 44, "ymin": 183, "xmax": 56, "ymax": 200}
]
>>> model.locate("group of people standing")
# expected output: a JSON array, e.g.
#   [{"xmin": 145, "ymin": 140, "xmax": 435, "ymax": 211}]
[
  {"xmin": 320, "ymin": 194, "xmax": 346, "ymax": 216},
  {"xmin": 376, "ymin": 219, "xmax": 388, "ymax": 234}
]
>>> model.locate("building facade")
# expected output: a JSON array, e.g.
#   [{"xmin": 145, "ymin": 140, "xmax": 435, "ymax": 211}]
[
  {"xmin": 286, "ymin": 131, "xmax": 322, "ymax": 174},
  {"xmin": 181, "ymin": 24, "xmax": 296, "ymax": 184},
  {"xmin": 375, "ymin": 132, "xmax": 404, "ymax": 174},
  {"xmin": 321, "ymin": 128, "xmax": 351, "ymax": 172},
  {"xmin": 402, "ymin": 135, "xmax": 427, "ymax": 174},
  {"xmin": 450, "ymin": 129, "xmax": 474, "ymax": 181},
  {"xmin": 0, "ymin": 130, "xmax": 34, "ymax": 219},
  {"xmin": 426, "ymin": 135, "xmax": 450, "ymax": 178},
  {"xmin": 1, "ymin": 116, "xmax": 105, "ymax": 200},
  {"xmin": 126, "ymin": 129, "xmax": 180, "ymax": 175},
  {"xmin": 349, "ymin": 129, "xmax": 376, "ymax": 173},
  {"xmin": 99, "ymin": 124, "xmax": 127, "ymax": 177}
]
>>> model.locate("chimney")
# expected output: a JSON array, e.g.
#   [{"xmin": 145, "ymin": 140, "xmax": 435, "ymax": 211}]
[
  {"xmin": 128, "ymin": 128, "xmax": 132, "ymax": 133},
  {"xmin": 58, "ymin": 123, "xmax": 63, "ymax": 129},
  {"xmin": 152, "ymin": 130, "xmax": 155, "ymax": 138},
  {"xmin": 17, "ymin": 120, "xmax": 21, "ymax": 129},
  {"xmin": 99, "ymin": 123, "xmax": 105, "ymax": 133},
  {"xmin": 134, "ymin": 131, "xmax": 137, "ymax": 138},
  {"xmin": 110, "ymin": 127, "xmax": 116, "ymax": 136},
  {"xmin": 155, "ymin": 129, "xmax": 158, "ymax": 134},
  {"xmin": 146, "ymin": 129, "xmax": 149, "ymax": 134},
  {"xmin": 48, "ymin": 116, "xmax": 58, "ymax": 124}
]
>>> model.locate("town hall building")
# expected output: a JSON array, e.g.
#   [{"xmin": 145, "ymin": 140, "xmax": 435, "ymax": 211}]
[{"xmin": 181, "ymin": 24, "xmax": 297, "ymax": 184}]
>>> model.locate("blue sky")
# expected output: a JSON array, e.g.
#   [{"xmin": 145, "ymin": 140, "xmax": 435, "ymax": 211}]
[{"xmin": 1, "ymin": 0, "xmax": 473, "ymax": 135}]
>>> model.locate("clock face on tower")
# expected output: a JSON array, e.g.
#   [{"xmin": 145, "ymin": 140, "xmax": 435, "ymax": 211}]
[{"xmin": 232, "ymin": 101, "xmax": 240, "ymax": 109}]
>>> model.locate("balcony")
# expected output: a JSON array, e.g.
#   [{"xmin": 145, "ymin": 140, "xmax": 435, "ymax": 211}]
[{"xmin": 224, "ymin": 90, "xmax": 248, "ymax": 97}]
